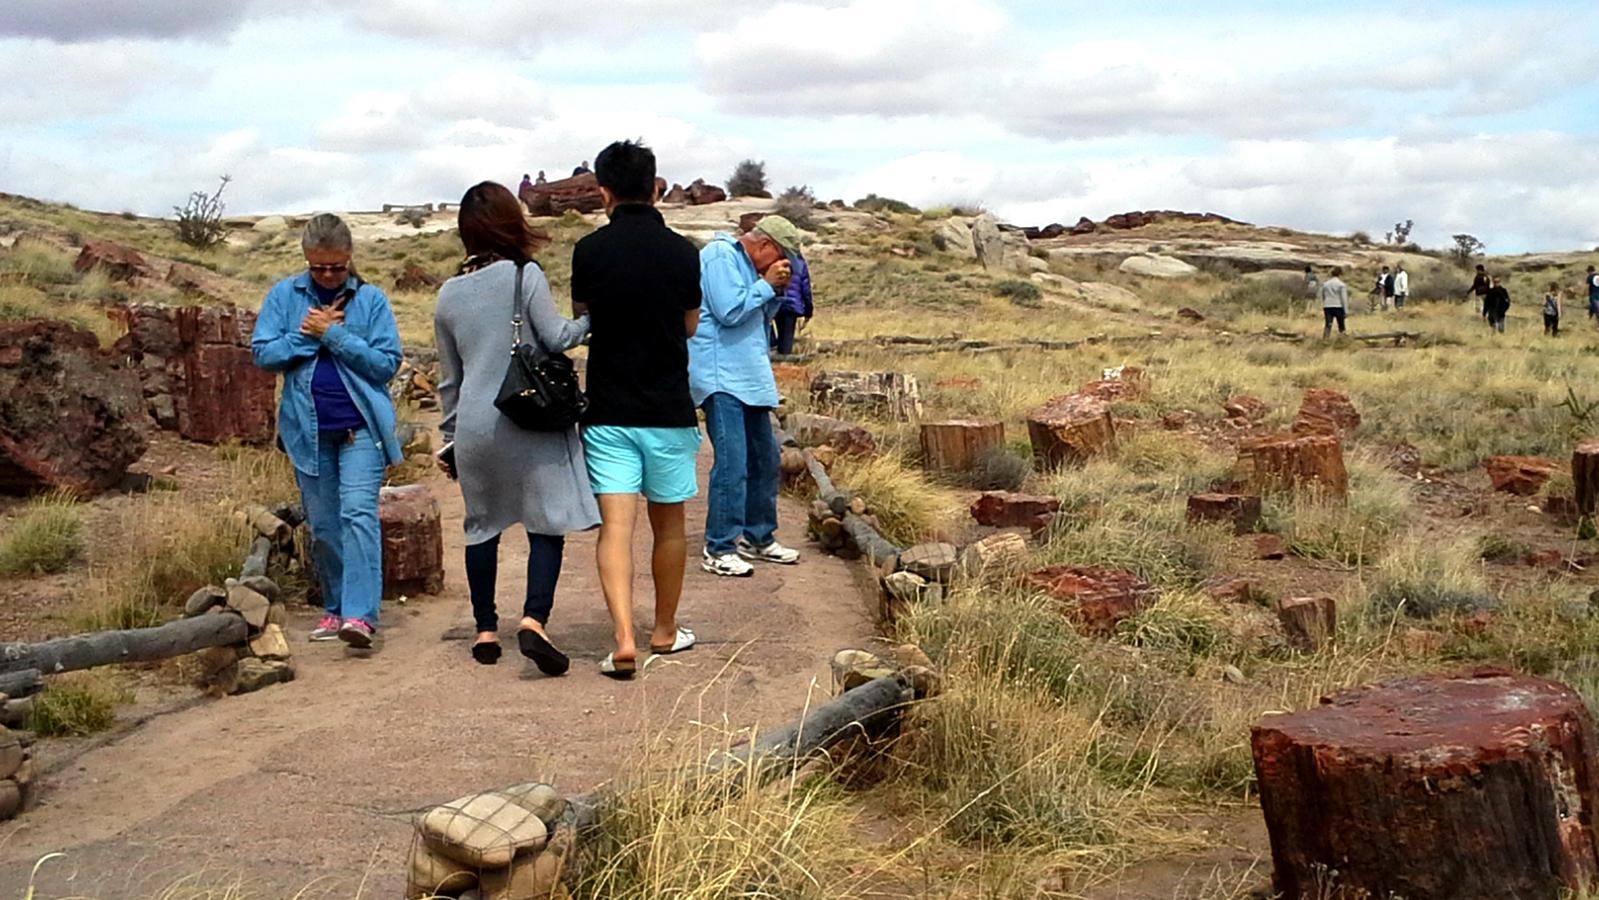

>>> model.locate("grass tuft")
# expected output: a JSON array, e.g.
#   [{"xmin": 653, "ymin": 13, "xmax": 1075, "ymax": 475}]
[
  {"xmin": 28, "ymin": 672, "xmax": 130, "ymax": 737},
  {"xmin": 0, "ymin": 490, "xmax": 83, "ymax": 575}
]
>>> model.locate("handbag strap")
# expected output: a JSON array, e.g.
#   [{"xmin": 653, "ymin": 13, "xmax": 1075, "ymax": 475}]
[{"xmin": 508, "ymin": 262, "xmax": 548, "ymax": 355}]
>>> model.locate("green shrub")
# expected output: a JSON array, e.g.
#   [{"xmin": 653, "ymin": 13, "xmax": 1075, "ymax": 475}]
[
  {"xmin": 854, "ymin": 194, "xmax": 919, "ymax": 215},
  {"xmin": 774, "ymin": 185, "xmax": 816, "ymax": 230},
  {"xmin": 993, "ymin": 279, "xmax": 1042, "ymax": 307},
  {"xmin": 0, "ymin": 491, "xmax": 83, "ymax": 575},
  {"xmin": 28, "ymin": 673, "xmax": 129, "ymax": 736},
  {"xmin": 726, "ymin": 159, "xmax": 767, "ymax": 198}
]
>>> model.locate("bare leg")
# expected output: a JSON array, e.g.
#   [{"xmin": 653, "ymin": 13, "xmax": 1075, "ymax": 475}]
[
  {"xmin": 647, "ymin": 501, "xmax": 687, "ymax": 648},
  {"xmin": 596, "ymin": 494, "xmax": 639, "ymax": 664}
]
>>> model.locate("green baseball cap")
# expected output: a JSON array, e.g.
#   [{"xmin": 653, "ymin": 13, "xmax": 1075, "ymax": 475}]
[{"xmin": 753, "ymin": 215, "xmax": 803, "ymax": 255}]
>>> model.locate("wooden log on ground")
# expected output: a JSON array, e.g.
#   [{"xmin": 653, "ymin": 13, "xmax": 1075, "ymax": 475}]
[
  {"xmin": 1573, "ymin": 439, "xmax": 1599, "ymax": 518},
  {"xmin": 919, "ymin": 419, "xmax": 1004, "ymax": 475},
  {"xmin": 0, "ymin": 669, "xmax": 41, "ymax": 698},
  {"xmin": 1252, "ymin": 668, "xmax": 1599, "ymax": 899},
  {"xmin": 805, "ymin": 450, "xmax": 850, "ymax": 517},
  {"xmin": 1026, "ymin": 393, "xmax": 1116, "ymax": 469},
  {"xmin": 1240, "ymin": 432, "xmax": 1348, "ymax": 497},
  {"xmin": 809, "ymin": 370, "xmax": 923, "ymax": 422},
  {"xmin": 842, "ymin": 512, "xmax": 902, "ymax": 569},
  {"xmin": 0, "ymin": 613, "xmax": 248, "ymax": 675}
]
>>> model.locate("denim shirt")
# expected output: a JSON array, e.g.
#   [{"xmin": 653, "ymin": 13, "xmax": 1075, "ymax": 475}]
[
  {"xmin": 688, "ymin": 233, "xmax": 781, "ymax": 409},
  {"xmin": 251, "ymin": 272, "xmax": 404, "ymax": 476}
]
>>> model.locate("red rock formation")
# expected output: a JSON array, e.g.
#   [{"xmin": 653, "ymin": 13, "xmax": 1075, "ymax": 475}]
[
  {"xmin": 1482, "ymin": 455, "xmax": 1560, "ymax": 496},
  {"xmin": 1024, "ymin": 565, "xmax": 1157, "ymax": 635},
  {"xmin": 1252, "ymin": 668, "xmax": 1599, "ymax": 899},
  {"xmin": 519, "ymin": 172, "xmax": 603, "ymax": 216},
  {"xmin": 684, "ymin": 179, "xmax": 727, "ymax": 205},
  {"xmin": 73, "ymin": 240, "xmax": 151, "ymax": 282},
  {"xmin": 1069, "ymin": 217, "xmax": 1096, "ymax": 235},
  {"xmin": 662, "ymin": 184, "xmax": 689, "ymax": 204},
  {"xmin": 115, "ymin": 304, "xmax": 276, "ymax": 444},
  {"xmin": 0, "ymin": 320, "xmax": 147, "ymax": 496}
]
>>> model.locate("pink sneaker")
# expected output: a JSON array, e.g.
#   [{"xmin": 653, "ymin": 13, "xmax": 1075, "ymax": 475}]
[
  {"xmin": 309, "ymin": 615, "xmax": 342, "ymax": 642},
  {"xmin": 338, "ymin": 618, "xmax": 375, "ymax": 650}
]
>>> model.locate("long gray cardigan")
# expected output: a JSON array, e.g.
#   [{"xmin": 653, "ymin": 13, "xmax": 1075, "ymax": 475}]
[{"xmin": 435, "ymin": 260, "xmax": 600, "ymax": 544}]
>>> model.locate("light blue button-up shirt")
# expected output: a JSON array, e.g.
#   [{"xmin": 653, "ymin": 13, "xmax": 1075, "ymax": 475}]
[{"xmin": 688, "ymin": 233, "xmax": 782, "ymax": 409}]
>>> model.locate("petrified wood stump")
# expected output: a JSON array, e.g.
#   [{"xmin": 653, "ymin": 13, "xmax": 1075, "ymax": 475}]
[
  {"xmin": 1252, "ymin": 668, "xmax": 1599, "ymax": 900},
  {"xmin": 1026, "ymin": 393, "xmax": 1116, "ymax": 470},
  {"xmin": 919, "ymin": 418, "xmax": 1004, "ymax": 475},
  {"xmin": 1573, "ymin": 439, "xmax": 1599, "ymax": 517},
  {"xmin": 379, "ymin": 484, "xmax": 444, "ymax": 596},
  {"xmin": 1241, "ymin": 432, "xmax": 1348, "ymax": 498},
  {"xmin": 1186, "ymin": 492, "xmax": 1262, "ymax": 534}
]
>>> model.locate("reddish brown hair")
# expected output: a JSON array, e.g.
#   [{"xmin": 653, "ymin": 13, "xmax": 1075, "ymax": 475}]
[{"xmin": 457, "ymin": 181, "xmax": 548, "ymax": 264}]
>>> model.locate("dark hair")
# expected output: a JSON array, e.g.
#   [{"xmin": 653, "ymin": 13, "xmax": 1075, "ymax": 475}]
[
  {"xmin": 457, "ymin": 181, "xmax": 547, "ymax": 263},
  {"xmin": 594, "ymin": 140, "xmax": 657, "ymax": 203},
  {"xmin": 1331, "ymin": 266, "xmax": 1343, "ymax": 276},
  {"xmin": 1477, "ymin": 264, "xmax": 1486, "ymax": 271}
]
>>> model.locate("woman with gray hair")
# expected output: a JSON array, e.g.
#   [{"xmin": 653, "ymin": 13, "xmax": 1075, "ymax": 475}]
[{"xmin": 251, "ymin": 213, "xmax": 404, "ymax": 649}]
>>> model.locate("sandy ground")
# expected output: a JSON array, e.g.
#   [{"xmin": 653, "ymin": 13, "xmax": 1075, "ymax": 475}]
[{"xmin": 0, "ymin": 459, "xmax": 875, "ymax": 898}]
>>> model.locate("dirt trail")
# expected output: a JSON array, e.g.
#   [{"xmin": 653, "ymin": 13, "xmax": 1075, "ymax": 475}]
[{"xmin": 0, "ymin": 461, "xmax": 875, "ymax": 898}]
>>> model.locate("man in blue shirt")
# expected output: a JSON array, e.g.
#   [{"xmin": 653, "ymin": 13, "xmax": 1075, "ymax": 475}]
[{"xmin": 690, "ymin": 216, "xmax": 804, "ymax": 577}]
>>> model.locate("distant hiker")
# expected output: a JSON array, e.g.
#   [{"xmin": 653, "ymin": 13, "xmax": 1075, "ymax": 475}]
[
  {"xmin": 1368, "ymin": 268, "xmax": 1385, "ymax": 312},
  {"xmin": 1321, "ymin": 266, "xmax": 1349, "ymax": 338},
  {"xmin": 1587, "ymin": 265, "xmax": 1599, "ymax": 322},
  {"xmin": 1303, "ymin": 265, "xmax": 1319, "ymax": 299},
  {"xmin": 1380, "ymin": 266, "xmax": 1395, "ymax": 310},
  {"xmin": 771, "ymin": 250, "xmax": 812, "ymax": 355},
  {"xmin": 251, "ymin": 214, "xmax": 403, "ymax": 650},
  {"xmin": 434, "ymin": 181, "xmax": 597, "ymax": 672},
  {"xmin": 572, "ymin": 139, "xmax": 704, "ymax": 680},
  {"xmin": 1465, "ymin": 264, "xmax": 1490, "ymax": 317},
  {"xmin": 1544, "ymin": 282, "xmax": 1562, "ymax": 336},
  {"xmin": 691, "ymin": 215, "xmax": 805, "ymax": 577},
  {"xmin": 535, "ymin": 170, "xmax": 547, "ymax": 185},
  {"xmin": 519, "ymin": 173, "xmax": 534, "ymax": 195},
  {"xmin": 572, "ymin": 160, "xmax": 592, "ymax": 177},
  {"xmin": 1485, "ymin": 275, "xmax": 1511, "ymax": 333},
  {"xmin": 1393, "ymin": 263, "xmax": 1409, "ymax": 308}
]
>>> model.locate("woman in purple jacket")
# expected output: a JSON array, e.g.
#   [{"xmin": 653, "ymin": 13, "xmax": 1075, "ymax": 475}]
[{"xmin": 770, "ymin": 251, "xmax": 812, "ymax": 355}]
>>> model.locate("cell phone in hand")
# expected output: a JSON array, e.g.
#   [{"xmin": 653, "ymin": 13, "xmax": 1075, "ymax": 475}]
[{"xmin": 437, "ymin": 441, "xmax": 457, "ymax": 480}]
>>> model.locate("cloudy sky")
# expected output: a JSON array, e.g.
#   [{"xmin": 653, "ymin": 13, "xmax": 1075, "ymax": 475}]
[{"xmin": 2, "ymin": 0, "xmax": 1596, "ymax": 253}]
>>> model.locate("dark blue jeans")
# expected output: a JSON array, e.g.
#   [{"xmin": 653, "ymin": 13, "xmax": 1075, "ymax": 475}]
[
  {"xmin": 702, "ymin": 392, "xmax": 779, "ymax": 555},
  {"xmin": 772, "ymin": 312, "xmax": 801, "ymax": 355},
  {"xmin": 465, "ymin": 532, "xmax": 566, "ymax": 633}
]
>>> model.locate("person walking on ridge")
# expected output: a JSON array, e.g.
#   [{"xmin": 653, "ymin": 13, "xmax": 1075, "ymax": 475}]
[{"xmin": 1321, "ymin": 266, "xmax": 1349, "ymax": 338}]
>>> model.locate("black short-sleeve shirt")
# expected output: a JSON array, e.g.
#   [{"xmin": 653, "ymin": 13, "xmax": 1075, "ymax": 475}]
[{"xmin": 571, "ymin": 204, "xmax": 703, "ymax": 427}]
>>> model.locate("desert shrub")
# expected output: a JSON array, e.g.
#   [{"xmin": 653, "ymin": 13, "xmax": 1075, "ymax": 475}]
[
  {"xmin": 394, "ymin": 207, "xmax": 429, "ymax": 228},
  {"xmin": 773, "ymin": 185, "xmax": 816, "ymax": 230},
  {"xmin": 831, "ymin": 454, "xmax": 957, "ymax": 546},
  {"xmin": 1476, "ymin": 532, "xmax": 1531, "ymax": 563},
  {"xmin": 993, "ymin": 278, "xmax": 1042, "ymax": 307},
  {"xmin": 725, "ymin": 159, "xmax": 767, "ymax": 198},
  {"xmin": 28, "ymin": 672, "xmax": 129, "ymax": 737},
  {"xmin": 0, "ymin": 491, "xmax": 83, "ymax": 576},
  {"xmin": 1365, "ymin": 535, "xmax": 1498, "ymax": 620},
  {"xmin": 963, "ymin": 446, "xmax": 1031, "ymax": 491},
  {"xmin": 854, "ymin": 194, "xmax": 920, "ymax": 215},
  {"xmin": 1350, "ymin": 231, "xmax": 1372, "ymax": 245},
  {"xmin": 1194, "ymin": 258, "xmax": 1242, "ymax": 281},
  {"xmin": 1213, "ymin": 279, "xmax": 1294, "ymax": 314},
  {"xmin": 173, "ymin": 175, "xmax": 231, "ymax": 250}
]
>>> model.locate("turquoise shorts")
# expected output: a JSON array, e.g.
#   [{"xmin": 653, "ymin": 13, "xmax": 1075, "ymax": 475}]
[{"xmin": 582, "ymin": 425, "xmax": 702, "ymax": 503}]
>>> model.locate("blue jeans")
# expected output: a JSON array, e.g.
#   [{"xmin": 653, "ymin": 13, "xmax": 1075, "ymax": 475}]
[
  {"xmin": 295, "ymin": 428, "xmax": 386, "ymax": 627},
  {"xmin": 701, "ymin": 392, "xmax": 779, "ymax": 556}
]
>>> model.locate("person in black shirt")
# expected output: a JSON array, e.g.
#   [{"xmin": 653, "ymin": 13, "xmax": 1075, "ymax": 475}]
[
  {"xmin": 1485, "ymin": 275, "xmax": 1511, "ymax": 333},
  {"xmin": 571, "ymin": 139, "xmax": 702, "ymax": 679},
  {"xmin": 1464, "ymin": 264, "xmax": 1490, "ymax": 318}
]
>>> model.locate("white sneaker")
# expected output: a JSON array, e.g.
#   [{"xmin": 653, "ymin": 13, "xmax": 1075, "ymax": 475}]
[
  {"xmin": 701, "ymin": 549, "xmax": 755, "ymax": 577},
  {"xmin": 737, "ymin": 539, "xmax": 801, "ymax": 565}
]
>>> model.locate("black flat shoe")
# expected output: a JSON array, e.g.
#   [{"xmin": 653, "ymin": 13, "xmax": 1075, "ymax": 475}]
[
  {"xmin": 472, "ymin": 640, "xmax": 502, "ymax": 665},
  {"xmin": 518, "ymin": 628, "xmax": 570, "ymax": 676}
]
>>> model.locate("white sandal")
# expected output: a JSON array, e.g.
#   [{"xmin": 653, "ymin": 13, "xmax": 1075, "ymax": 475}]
[
  {"xmin": 599, "ymin": 653, "xmax": 636, "ymax": 680},
  {"xmin": 650, "ymin": 626, "xmax": 697, "ymax": 655}
]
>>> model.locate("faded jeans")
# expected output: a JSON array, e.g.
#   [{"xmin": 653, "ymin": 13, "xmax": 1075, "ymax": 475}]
[
  {"xmin": 295, "ymin": 428, "xmax": 386, "ymax": 627},
  {"xmin": 701, "ymin": 392, "xmax": 779, "ymax": 556}
]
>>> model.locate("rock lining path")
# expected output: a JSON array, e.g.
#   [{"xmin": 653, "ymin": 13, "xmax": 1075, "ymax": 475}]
[{"xmin": 0, "ymin": 459, "xmax": 874, "ymax": 898}]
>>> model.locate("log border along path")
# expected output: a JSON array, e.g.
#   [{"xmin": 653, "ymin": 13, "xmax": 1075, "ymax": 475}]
[{"xmin": 0, "ymin": 454, "xmax": 877, "ymax": 899}]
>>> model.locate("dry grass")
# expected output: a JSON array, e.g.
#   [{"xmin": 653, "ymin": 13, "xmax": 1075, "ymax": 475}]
[
  {"xmin": 0, "ymin": 490, "xmax": 83, "ymax": 575},
  {"xmin": 830, "ymin": 453, "xmax": 961, "ymax": 546},
  {"xmin": 27, "ymin": 670, "xmax": 131, "ymax": 737}
]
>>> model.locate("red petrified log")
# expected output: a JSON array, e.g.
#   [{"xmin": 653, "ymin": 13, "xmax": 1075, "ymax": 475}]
[
  {"xmin": 1276, "ymin": 596, "xmax": 1335, "ymax": 650},
  {"xmin": 1252, "ymin": 668, "xmax": 1599, "ymax": 900},
  {"xmin": 1026, "ymin": 393, "xmax": 1116, "ymax": 469},
  {"xmin": 1575, "ymin": 439, "xmax": 1599, "ymax": 517},
  {"xmin": 379, "ymin": 484, "xmax": 444, "ymax": 596},
  {"xmin": 1241, "ymin": 432, "xmax": 1348, "ymax": 497},
  {"xmin": 1186, "ymin": 492, "xmax": 1262, "ymax": 534},
  {"xmin": 1483, "ymin": 455, "xmax": 1560, "ymax": 496},
  {"xmin": 74, "ymin": 239, "xmax": 151, "ymax": 282},
  {"xmin": 920, "ymin": 418, "xmax": 1005, "ymax": 474},
  {"xmin": 1024, "ymin": 565, "xmax": 1156, "ymax": 635},
  {"xmin": 1291, "ymin": 388, "xmax": 1361, "ymax": 437},
  {"xmin": 970, "ymin": 491, "xmax": 1061, "ymax": 529},
  {"xmin": 519, "ymin": 173, "xmax": 603, "ymax": 216}
]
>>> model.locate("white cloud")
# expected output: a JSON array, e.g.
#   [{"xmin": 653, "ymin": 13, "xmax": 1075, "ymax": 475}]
[
  {"xmin": 0, "ymin": 39, "xmax": 199, "ymax": 122},
  {"xmin": 0, "ymin": 0, "xmax": 256, "ymax": 41}
]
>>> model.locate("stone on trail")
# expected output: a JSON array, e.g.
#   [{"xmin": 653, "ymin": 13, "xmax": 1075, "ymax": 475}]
[
  {"xmin": 114, "ymin": 304, "xmax": 277, "ymax": 444},
  {"xmin": 380, "ymin": 484, "xmax": 446, "ymax": 596},
  {"xmin": 898, "ymin": 542, "xmax": 960, "ymax": 584},
  {"xmin": 1482, "ymin": 455, "xmax": 1560, "ymax": 496},
  {"xmin": 248, "ymin": 623, "xmax": 291, "ymax": 661},
  {"xmin": 407, "ymin": 840, "xmax": 478, "ymax": 899},
  {"xmin": 231, "ymin": 658, "xmax": 293, "ymax": 695},
  {"xmin": 184, "ymin": 584, "xmax": 227, "ymax": 617},
  {"xmin": 226, "ymin": 583, "xmax": 272, "ymax": 631},
  {"xmin": 1117, "ymin": 253, "xmax": 1197, "ymax": 278},
  {"xmin": 0, "ymin": 320, "xmax": 148, "ymax": 497},
  {"xmin": 419, "ymin": 790, "xmax": 551, "ymax": 868},
  {"xmin": 501, "ymin": 782, "xmax": 566, "ymax": 825},
  {"xmin": 1025, "ymin": 565, "xmax": 1157, "ymax": 635}
]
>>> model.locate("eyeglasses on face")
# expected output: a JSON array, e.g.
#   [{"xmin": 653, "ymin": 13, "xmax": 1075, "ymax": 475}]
[{"xmin": 307, "ymin": 263, "xmax": 348, "ymax": 275}]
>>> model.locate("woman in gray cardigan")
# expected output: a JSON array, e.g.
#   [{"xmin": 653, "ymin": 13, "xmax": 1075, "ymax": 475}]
[{"xmin": 435, "ymin": 181, "xmax": 599, "ymax": 673}]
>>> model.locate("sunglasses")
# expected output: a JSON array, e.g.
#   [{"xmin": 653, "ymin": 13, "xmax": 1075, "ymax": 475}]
[{"xmin": 307, "ymin": 263, "xmax": 349, "ymax": 275}]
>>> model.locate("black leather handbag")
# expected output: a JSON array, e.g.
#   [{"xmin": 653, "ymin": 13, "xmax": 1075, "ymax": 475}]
[{"xmin": 493, "ymin": 263, "xmax": 588, "ymax": 431}]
